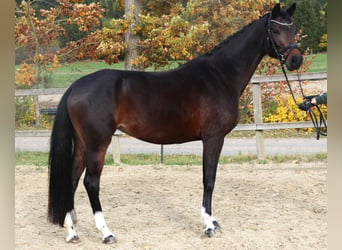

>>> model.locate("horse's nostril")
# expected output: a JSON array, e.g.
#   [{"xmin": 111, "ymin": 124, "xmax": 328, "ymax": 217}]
[
  {"xmin": 292, "ymin": 55, "xmax": 303, "ymax": 68},
  {"xmin": 289, "ymin": 54, "xmax": 303, "ymax": 70}
]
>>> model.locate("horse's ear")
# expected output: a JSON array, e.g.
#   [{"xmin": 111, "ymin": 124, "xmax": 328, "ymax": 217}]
[
  {"xmin": 271, "ymin": 3, "xmax": 281, "ymax": 17},
  {"xmin": 287, "ymin": 3, "xmax": 296, "ymax": 17}
]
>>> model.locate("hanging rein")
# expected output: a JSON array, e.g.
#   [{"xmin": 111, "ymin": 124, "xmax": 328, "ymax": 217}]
[{"xmin": 267, "ymin": 14, "xmax": 327, "ymax": 140}]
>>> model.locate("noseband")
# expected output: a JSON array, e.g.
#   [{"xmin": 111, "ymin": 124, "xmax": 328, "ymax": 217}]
[{"xmin": 267, "ymin": 14, "xmax": 298, "ymax": 64}]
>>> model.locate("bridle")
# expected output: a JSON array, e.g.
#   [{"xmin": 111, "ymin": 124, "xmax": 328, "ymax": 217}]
[
  {"xmin": 266, "ymin": 14, "xmax": 327, "ymax": 140},
  {"xmin": 267, "ymin": 13, "xmax": 298, "ymax": 64}
]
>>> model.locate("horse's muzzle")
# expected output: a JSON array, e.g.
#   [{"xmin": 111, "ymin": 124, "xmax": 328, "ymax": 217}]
[{"xmin": 286, "ymin": 51, "xmax": 303, "ymax": 71}]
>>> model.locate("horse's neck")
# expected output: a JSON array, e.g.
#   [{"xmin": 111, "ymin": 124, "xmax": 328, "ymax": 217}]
[{"xmin": 210, "ymin": 17, "xmax": 268, "ymax": 93}]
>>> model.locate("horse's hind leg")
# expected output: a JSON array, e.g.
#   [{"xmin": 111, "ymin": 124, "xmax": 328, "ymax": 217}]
[
  {"xmin": 64, "ymin": 139, "xmax": 86, "ymax": 242},
  {"xmin": 84, "ymin": 147, "xmax": 116, "ymax": 244}
]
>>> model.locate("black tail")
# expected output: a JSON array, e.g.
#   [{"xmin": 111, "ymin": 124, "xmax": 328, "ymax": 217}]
[{"xmin": 48, "ymin": 87, "xmax": 74, "ymax": 226}]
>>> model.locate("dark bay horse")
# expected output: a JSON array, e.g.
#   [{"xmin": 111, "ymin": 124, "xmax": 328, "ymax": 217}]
[{"xmin": 48, "ymin": 3, "xmax": 302, "ymax": 243}]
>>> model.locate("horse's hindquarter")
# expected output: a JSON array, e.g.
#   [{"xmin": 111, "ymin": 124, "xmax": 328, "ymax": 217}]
[
  {"xmin": 67, "ymin": 70, "xmax": 121, "ymax": 146},
  {"xmin": 115, "ymin": 68, "xmax": 239, "ymax": 144}
]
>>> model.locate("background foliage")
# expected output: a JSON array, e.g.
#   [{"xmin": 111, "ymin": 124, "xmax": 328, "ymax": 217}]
[
  {"xmin": 283, "ymin": 0, "xmax": 327, "ymax": 53},
  {"xmin": 15, "ymin": 0, "xmax": 327, "ymax": 130}
]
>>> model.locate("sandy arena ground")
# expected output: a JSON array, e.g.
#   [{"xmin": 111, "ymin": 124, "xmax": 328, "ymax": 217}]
[{"xmin": 15, "ymin": 162, "xmax": 327, "ymax": 249}]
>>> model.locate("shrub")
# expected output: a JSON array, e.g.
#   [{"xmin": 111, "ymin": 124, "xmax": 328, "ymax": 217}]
[
  {"xmin": 15, "ymin": 96, "xmax": 53, "ymax": 129},
  {"xmin": 264, "ymin": 94, "xmax": 327, "ymax": 132},
  {"xmin": 15, "ymin": 96, "xmax": 36, "ymax": 128},
  {"xmin": 239, "ymin": 85, "xmax": 254, "ymax": 124},
  {"xmin": 318, "ymin": 34, "xmax": 327, "ymax": 52},
  {"xmin": 264, "ymin": 95, "xmax": 308, "ymax": 123}
]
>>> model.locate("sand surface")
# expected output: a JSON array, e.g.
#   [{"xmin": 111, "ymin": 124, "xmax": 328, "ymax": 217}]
[{"xmin": 15, "ymin": 162, "xmax": 326, "ymax": 249}]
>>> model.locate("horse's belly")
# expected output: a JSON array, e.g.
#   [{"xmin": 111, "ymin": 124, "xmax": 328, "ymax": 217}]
[{"xmin": 117, "ymin": 121, "xmax": 201, "ymax": 145}]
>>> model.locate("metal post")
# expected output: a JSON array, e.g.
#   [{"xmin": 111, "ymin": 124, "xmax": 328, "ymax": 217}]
[{"xmin": 160, "ymin": 144, "xmax": 164, "ymax": 164}]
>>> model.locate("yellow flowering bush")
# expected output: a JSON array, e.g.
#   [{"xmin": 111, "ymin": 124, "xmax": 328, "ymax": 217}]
[
  {"xmin": 264, "ymin": 94, "xmax": 327, "ymax": 132},
  {"xmin": 264, "ymin": 95, "xmax": 308, "ymax": 123}
]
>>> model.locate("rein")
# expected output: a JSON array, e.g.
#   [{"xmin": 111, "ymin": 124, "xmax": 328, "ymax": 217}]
[
  {"xmin": 279, "ymin": 63, "xmax": 327, "ymax": 140},
  {"xmin": 267, "ymin": 14, "xmax": 327, "ymax": 140}
]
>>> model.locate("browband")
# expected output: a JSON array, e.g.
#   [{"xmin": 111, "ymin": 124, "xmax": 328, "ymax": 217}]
[{"xmin": 270, "ymin": 20, "xmax": 293, "ymax": 26}]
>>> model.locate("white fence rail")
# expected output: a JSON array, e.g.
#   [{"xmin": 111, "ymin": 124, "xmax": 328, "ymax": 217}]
[{"xmin": 15, "ymin": 72, "xmax": 327, "ymax": 162}]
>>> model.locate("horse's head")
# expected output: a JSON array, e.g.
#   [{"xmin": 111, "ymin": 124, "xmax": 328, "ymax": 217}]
[{"xmin": 266, "ymin": 3, "xmax": 303, "ymax": 71}]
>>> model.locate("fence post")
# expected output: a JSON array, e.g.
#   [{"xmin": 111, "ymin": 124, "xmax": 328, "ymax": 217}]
[
  {"xmin": 33, "ymin": 95, "xmax": 41, "ymax": 127},
  {"xmin": 112, "ymin": 135, "xmax": 121, "ymax": 164},
  {"xmin": 252, "ymin": 82, "xmax": 265, "ymax": 160}
]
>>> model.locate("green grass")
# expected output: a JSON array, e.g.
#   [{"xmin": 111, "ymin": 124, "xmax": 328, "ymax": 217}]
[
  {"xmin": 118, "ymin": 152, "xmax": 327, "ymax": 165},
  {"xmin": 24, "ymin": 53, "xmax": 326, "ymax": 88},
  {"xmin": 16, "ymin": 151, "xmax": 49, "ymax": 166},
  {"xmin": 45, "ymin": 61, "xmax": 125, "ymax": 88},
  {"xmin": 16, "ymin": 151, "xmax": 327, "ymax": 167},
  {"xmin": 42, "ymin": 60, "xmax": 182, "ymax": 88},
  {"xmin": 304, "ymin": 53, "xmax": 327, "ymax": 73},
  {"xmin": 226, "ymin": 129, "xmax": 321, "ymax": 138}
]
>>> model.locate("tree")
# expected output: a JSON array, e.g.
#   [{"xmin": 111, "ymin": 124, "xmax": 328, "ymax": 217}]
[
  {"xmin": 15, "ymin": 0, "xmax": 63, "ymax": 86},
  {"xmin": 15, "ymin": 0, "xmax": 104, "ymax": 87},
  {"xmin": 283, "ymin": 0, "xmax": 327, "ymax": 53},
  {"xmin": 17, "ymin": 0, "xmax": 307, "ymax": 88},
  {"xmin": 16, "ymin": 1, "xmax": 314, "ymax": 126},
  {"xmin": 124, "ymin": 0, "xmax": 278, "ymax": 69},
  {"xmin": 124, "ymin": 0, "xmax": 143, "ymax": 70}
]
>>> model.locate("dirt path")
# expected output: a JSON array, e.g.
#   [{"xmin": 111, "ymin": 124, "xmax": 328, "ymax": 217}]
[{"xmin": 15, "ymin": 162, "xmax": 327, "ymax": 249}]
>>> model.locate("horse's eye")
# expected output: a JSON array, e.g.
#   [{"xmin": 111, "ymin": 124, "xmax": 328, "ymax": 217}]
[{"xmin": 272, "ymin": 29, "xmax": 280, "ymax": 34}]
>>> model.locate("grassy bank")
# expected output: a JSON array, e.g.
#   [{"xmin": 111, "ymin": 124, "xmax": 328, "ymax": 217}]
[
  {"xmin": 304, "ymin": 53, "xmax": 327, "ymax": 73},
  {"xmin": 16, "ymin": 151, "xmax": 327, "ymax": 167},
  {"xmin": 36, "ymin": 60, "xmax": 182, "ymax": 88}
]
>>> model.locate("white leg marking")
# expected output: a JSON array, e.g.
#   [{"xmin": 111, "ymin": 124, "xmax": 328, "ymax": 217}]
[
  {"xmin": 201, "ymin": 206, "xmax": 215, "ymax": 231},
  {"xmin": 94, "ymin": 212, "xmax": 115, "ymax": 240},
  {"xmin": 64, "ymin": 210, "xmax": 78, "ymax": 242}
]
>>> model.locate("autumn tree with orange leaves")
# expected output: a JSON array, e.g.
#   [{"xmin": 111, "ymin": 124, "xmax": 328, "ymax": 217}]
[
  {"xmin": 15, "ymin": 0, "xmax": 104, "ymax": 87},
  {"xmin": 118, "ymin": 0, "xmax": 279, "ymax": 69},
  {"xmin": 17, "ymin": 0, "xmax": 303, "ymax": 89},
  {"xmin": 16, "ymin": 0, "xmax": 319, "ymax": 127}
]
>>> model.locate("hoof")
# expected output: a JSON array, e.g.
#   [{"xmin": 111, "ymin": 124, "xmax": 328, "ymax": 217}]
[
  {"xmin": 204, "ymin": 228, "xmax": 216, "ymax": 238},
  {"xmin": 103, "ymin": 235, "xmax": 116, "ymax": 244},
  {"xmin": 204, "ymin": 221, "xmax": 222, "ymax": 237},
  {"xmin": 213, "ymin": 221, "xmax": 222, "ymax": 230},
  {"xmin": 66, "ymin": 235, "xmax": 80, "ymax": 243}
]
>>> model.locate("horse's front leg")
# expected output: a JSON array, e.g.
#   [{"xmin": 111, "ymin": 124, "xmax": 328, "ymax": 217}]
[{"xmin": 201, "ymin": 136, "xmax": 224, "ymax": 237}]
